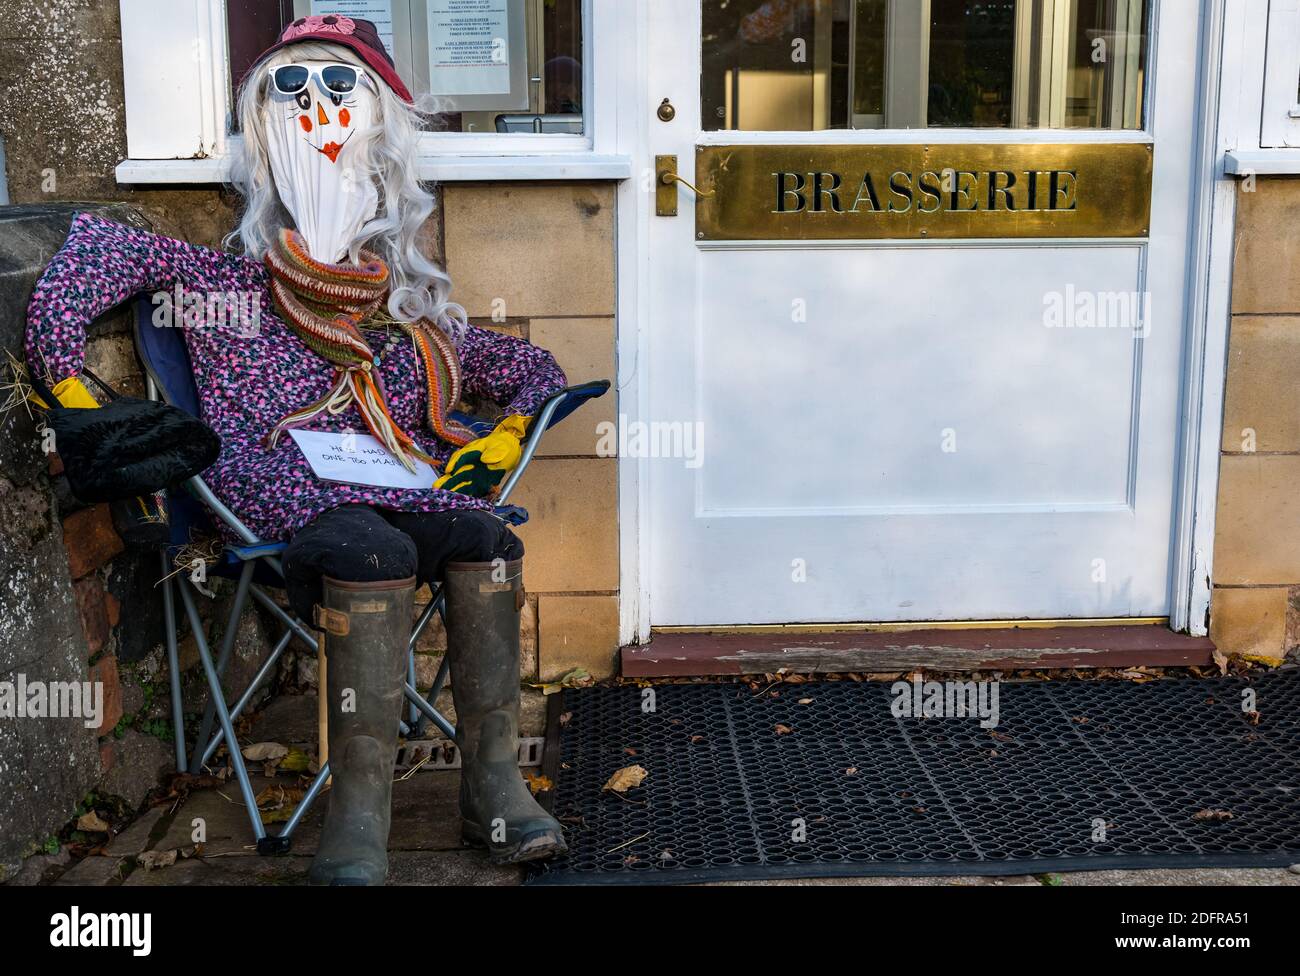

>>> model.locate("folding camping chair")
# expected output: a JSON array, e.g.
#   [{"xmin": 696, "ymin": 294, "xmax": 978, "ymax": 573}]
[{"xmin": 132, "ymin": 297, "xmax": 609, "ymax": 854}]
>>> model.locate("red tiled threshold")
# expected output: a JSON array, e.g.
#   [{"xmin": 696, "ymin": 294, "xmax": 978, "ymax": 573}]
[{"xmin": 621, "ymin": 625, "xmax": 1217, "ymax": 677}]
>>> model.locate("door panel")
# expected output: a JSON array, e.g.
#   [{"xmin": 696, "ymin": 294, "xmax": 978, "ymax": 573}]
[{"xmin": 694, "ymin": 244, "xmax": 1144, "ymax": 515}]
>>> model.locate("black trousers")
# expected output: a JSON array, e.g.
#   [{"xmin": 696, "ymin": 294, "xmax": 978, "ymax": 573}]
[{"xmin": 282, "ymin": 504, "xmax": 524, "ymax": 623}]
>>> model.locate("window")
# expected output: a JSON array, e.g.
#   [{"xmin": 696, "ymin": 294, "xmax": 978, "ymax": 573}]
[
  {"xmin": 227, "ymin": 0, "xmax": 585, "ymax": 134},
  {"xmin": 702, "ymin": 0, "xmax": 1149, "ymax": 131},
  {"xmin": 117, "ymin": 0, "xmax": 630, "ymax": 184}
]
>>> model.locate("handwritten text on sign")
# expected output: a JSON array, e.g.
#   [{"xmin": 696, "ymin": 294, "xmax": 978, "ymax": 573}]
[{"xmin": 289, "ymin": 429, "xmax": 437, "ymax": 490}]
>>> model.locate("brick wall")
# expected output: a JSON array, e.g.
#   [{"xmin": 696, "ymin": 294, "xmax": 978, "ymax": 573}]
[{"xmin": 1209, "ymin": 178, "xmax": 1300, "ymax": 664}]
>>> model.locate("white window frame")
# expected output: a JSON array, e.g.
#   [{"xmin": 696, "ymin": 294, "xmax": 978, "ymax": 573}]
[
  {"xmin": 1224, "ymin": 0, "xmax": 1300, "ymax": 173},
  {"xmin": 115, "ymin": 0, "xmax": 632, "ymax": 183}
]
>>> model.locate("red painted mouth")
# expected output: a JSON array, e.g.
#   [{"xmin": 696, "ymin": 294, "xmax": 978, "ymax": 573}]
[{"xmin": 305, "ymin": 129, "xmax": 353, "ymax": 164}]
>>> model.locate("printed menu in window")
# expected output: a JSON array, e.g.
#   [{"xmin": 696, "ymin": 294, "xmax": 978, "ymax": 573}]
[{"xmin": 427, "ymin": 0, "xmax": 515, "ymax": 97}]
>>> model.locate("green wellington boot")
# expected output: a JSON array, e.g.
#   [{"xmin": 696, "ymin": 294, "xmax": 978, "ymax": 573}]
[
  {"xmin": 444, "ymin": 558, "xmax": 567, "ymax": 864},
  {"xmin": 307, "ymin": 575, "xmax": 414, "ymax": 886}
]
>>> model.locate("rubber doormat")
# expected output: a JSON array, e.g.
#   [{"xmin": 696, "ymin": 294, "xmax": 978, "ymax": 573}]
[{"xmin": 526, "ymin": 670, "xmax": 1300, "ymax": 885}]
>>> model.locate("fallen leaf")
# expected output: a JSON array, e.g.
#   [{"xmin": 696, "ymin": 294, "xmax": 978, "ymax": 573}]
[
  {"xmin": 774, "ymin": 724, "xmax": 794, "ymax": 736},
  {"xmin": 76, "ymin": 811, "xmax": 110, "ymax": 833},
  {"xmin": 242, "ymin": 742, "xmax": 289, "ymax": 762},
  {"xmin": 1192, "ymin": 808, "xmax": 1233, "ymax": 822},
  {"xmin": 559, "ymin": 711, "xmax": 573, "ymax": 727},
  {"xmin": 254, "ymin": 785, "xmax": 307, "ymax": 824},
  {"xmin": 602, "ymin": 764, "xmax": 648, "ymax": 793},
  {"xmin": 136, "ymin": 849, "xmax": 178, "ymax": 870},
  {"xmin": 623, "ymin": 747, "xmax": 639, "ymax": 756},
  {"xmin": 524, "ymin": 770, "xmax": 553, "ymax": 795},
  {"xmin": 561, "ymin": 668, "xmax": 594, "ymax": 688},
  {"xmin": 279, "ymin": 747, "xmax": 315, "ymax": 772},
  {"xmin": 690, "ymin": 735, "xmax": 707, "ymax": 744},
  {"xmin": 798, "ymin": 698, "xmax": 814, "ymax": 705},
  {"xmin": 844, "ymin": 766, "xmax": 858, "ymax": 776},
  {"xmin": 1211, "ymin": 647, "xmax": 1230, "ymax": 676}
]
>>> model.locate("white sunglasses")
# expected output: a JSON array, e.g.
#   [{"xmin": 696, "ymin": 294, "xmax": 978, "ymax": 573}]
[{"xmin": 269, "ymin": 62, "xmax": 376, "ymax": 98}]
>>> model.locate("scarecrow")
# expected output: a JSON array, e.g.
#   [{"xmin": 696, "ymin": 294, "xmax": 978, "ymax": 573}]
[{"xmin": 26, "ymin": 16, "xmax": 568, "ymax": 884}]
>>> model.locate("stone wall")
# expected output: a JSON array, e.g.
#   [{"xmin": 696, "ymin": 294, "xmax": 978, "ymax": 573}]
[
  {"xmin": 1209, "ymin": 178, "xmax": 1300, "ymax": 663},
  {"xmin": 441, "ymin": 183, "xmax": 621, "ymax": 684},
  {"xmin": 0, "ymin": 204, "xmax": 175, "ymax": 875}
]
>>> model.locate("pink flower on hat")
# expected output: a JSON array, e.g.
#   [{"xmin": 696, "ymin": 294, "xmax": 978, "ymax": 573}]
[{"xmin": 283, "ymin": 14, "xmax": 357, "ymax": 40}]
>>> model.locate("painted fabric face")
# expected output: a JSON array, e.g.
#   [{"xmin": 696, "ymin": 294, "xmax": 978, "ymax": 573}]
[{"xmin": 262, "ymin": 59, "xmax": 380, "ymax": 264}]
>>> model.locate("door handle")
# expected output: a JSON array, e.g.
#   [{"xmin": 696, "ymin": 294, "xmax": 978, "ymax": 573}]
[{"xmin": 656, "ymin": 154, "xmax": 714, "ymax": 216}]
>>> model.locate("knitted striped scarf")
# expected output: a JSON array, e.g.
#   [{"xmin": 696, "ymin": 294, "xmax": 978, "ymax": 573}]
[{"xmin": 263, "ymin": 229, "xmax": 475, "ymax": 472}]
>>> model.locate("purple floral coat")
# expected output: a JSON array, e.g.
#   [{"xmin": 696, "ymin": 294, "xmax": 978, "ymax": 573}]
[{"xmin": 25, "ymin": 213, "xmax": 566, "ymax": 543}]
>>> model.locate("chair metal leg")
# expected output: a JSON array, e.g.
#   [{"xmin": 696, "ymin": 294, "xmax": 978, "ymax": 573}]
[
  {"xmin": 408, "ymin": 587, "xmax": 443, "ymax": 649},
  {"xmin": 159, "ymin": 552, "xmax": 186, "ymax": 771},
  {"xmin": 177, "ymin": 581, "xmax": 266, "ymax": 841},
  {"xmin": 200, "ymin": 628, "xmax": 294, "ymax": 766},
  {"xmin": 404, "ymin": 682, "xmax": 456, "ymax": 738},
  {"xmin": 188, "ymin": 560, "xmax": 256, "ymax": 774},
  {"xmin": 249, "ymin": 584, "xmax": 318, "ymax": 652},
  {"xmin": 407, "ymin": 648, "xmax": 419, "ymax": 729},
  {"xmin": 409, "ymin": 588, "xmax": 447, "ymax": 738},
  {"xmin": 414, "ymin": 654, "xmax": 453, "ymax": 739},
  {"xmin": 273, "ymin": 760, "xmax": 331, "ymax": 844}
]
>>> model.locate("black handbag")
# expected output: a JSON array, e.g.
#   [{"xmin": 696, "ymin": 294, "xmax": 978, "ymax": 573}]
[{"xmin": 29, "ymin": 367, "xmax": 220, "ymax": 504}]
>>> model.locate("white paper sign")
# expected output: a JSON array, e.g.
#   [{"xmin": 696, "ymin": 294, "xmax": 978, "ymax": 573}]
[
  {"xmin": 311, "ymin": 0, "xmax": 396, "ymax": 58},
  {"xmin": 427, "ymin": 0, "xmax": 512, "ymax": 96},
  {"xmin": 290, "ymin": 429, "xmax": 437, "ymax": 490}
]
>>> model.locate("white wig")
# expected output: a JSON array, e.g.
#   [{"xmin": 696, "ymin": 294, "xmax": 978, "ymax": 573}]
[{"xmin": 225, "ymin": 41, "xmax": 466, "ymax": 338}]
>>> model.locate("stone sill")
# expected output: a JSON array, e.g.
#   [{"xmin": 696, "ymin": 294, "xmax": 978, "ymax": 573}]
[{"xmin": 1224, "ymin": 149, "xmax": 1300, "ymax": 175}]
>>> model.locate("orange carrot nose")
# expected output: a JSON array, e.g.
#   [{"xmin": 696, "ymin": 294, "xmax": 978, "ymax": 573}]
[{"xmin": 316, "ymin": 103, "xmax": 330, "ymax": 127}]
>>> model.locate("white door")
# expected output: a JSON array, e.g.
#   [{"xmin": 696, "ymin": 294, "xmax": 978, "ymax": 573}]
[{"xmin": 645, "ymin": 0, "xmax": 1201, "ymax": 625}]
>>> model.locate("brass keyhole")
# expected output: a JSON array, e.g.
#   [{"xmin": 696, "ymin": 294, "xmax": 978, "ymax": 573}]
[{"xmin": 657, "ymin": 98, "xmax": 676, "ymax": 122}]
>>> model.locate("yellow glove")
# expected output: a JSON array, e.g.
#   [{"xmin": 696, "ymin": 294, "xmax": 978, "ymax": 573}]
[
  {"xmin": 434, "ymin": 414, "xmax": 530, "ymax": 497},
  {"xmin": 30, "ymin": 376, "xmax": 99, "ymax": 410}
]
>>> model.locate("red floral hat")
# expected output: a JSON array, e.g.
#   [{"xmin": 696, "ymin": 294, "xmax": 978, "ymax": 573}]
[{"xmin": 246, "ymin": 15, "xmax": 413, "ymax": 103}]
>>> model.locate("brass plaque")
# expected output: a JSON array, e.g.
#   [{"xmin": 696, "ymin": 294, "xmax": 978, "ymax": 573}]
[{"xmin": 694, "ymin": 143, "xmax": 1153, "ymax": 241}]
